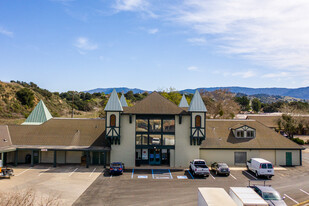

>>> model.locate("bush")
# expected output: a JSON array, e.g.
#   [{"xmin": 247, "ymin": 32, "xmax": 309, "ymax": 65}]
[
  {"xmin": 16, "ymin": 88, "xmax": 34, "ymax": 107},
  {"xmin": 292, "ymin": 137, "xmax": 305, "ymax": 145}
]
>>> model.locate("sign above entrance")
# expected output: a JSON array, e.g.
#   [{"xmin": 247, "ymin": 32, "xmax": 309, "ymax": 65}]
[{"xmin": 41, "ymin": 149, "xmax": 48, "ymax": 152}]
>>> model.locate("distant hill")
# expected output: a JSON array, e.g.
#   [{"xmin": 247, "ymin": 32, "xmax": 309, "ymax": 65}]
[
  {"xmin": 85, "ymin": 86, "xmax": 309, "ymax": 99},
  {"xmin": 85, "ymin": 87, "xmax": 147, "ymax": 94}
]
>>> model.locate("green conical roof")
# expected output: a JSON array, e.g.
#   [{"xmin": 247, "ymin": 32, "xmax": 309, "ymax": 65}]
[{"xmin": 22, "ymin": 100, "xmax": 53, "ymax": 125}]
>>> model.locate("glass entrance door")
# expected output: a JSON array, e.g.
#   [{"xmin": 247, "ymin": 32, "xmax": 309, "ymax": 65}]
[{"xmin": 149, "ymin": 149, "xmax": 161, "ymax": 165}]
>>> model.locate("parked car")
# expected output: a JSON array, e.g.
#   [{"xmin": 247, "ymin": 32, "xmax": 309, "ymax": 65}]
[
  {"xmin": 249, "ymin": 185, "xmax": 287, "ymax": 206},
  {"xmin": 211, "ymin": 162, "xmax": 230, "ymax": 176},
  {"xmin": 189, "ymin": 159, "xmax": 210, "ymax": 177},
  {"xmin": 229, "ymin": 187, "xmax": 268, "ymax": 206},
  {"xmin": 110, "ymin": 162, "xmax": 125, "ymax": 175},
  {"xmin": 247, "ymin": 158, "xmax": 274, "ymax": 179}
]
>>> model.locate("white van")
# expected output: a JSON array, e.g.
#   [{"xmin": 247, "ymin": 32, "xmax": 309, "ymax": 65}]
[{"xmin": 247, "ymin": 158, "xmax": 274, "ymax": 179}]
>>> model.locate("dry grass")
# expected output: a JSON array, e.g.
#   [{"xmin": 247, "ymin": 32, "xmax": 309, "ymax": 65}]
[{"xmin": 0, "ymin": 189, "xmax": 62, "ymax": 206}]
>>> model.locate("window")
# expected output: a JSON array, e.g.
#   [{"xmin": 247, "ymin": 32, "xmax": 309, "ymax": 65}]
[
  {"xmin": 163, "ymin": 135, "xmax": 175, "ymax": 145},
  {"xmin": 149, "ymin": 119, "xmax": 161, "ymax": 132},
  {"xmin": 236, "ymin": 130, "xmax": 244, "ymax": 138},
  {"xmin": 110, "ymin": 114, "xmax": 116, "ymax": 127},
  {"xmin": 195, "ymin": 115, "xmax": 201, "ymax": 128},
  {"xmin": 149, "ymin": 134, "xmax": 161, "ymax": 145},
  {"xmin": 136, "ymin": 134, "xmax": 148, "ymax": 145},
  {"xmin": 247, "ymin": 130, "xmax": 255, "ymax": 137},
  {"xmin": 136, "ymin": 119, "xmax": 148, "ymax": 132},
  {"xmin": 163, "ymin": 120, "xmax": 175, "ymax": 132}
]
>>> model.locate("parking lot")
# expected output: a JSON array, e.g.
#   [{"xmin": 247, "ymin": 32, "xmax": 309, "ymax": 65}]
[
  {"xmin": 74, "ymin": 150, "xmax": 309, "ymax": 206},
  {"xmin": 0, "ymin": 150, "xmax": 308, "ymax": 206},
  {"xmin": 0, "ymin": 165, "xmax": 103, "ymax": 205}
]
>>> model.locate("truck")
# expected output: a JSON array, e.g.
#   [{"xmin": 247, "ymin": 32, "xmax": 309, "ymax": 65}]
[
  {"xmin": 189, "ymin": 159, "xmax": 210, "ymax": 177},
  {"xmin": 229, "ymin": 187, "xmax": 268, "ymax": 206},
  {"xmin": 247, "ymin": 158, "xmax": 274, "ymax": 179},
  {"xmin": 0, "ymin": 160, "xmax": 14, "ymax": 178},
  {"xmin": 198, "ymin": 187, "xmax": 237, "ymax": 206}
]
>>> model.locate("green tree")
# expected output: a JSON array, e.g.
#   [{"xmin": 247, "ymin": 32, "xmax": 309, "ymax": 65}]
[
  {"xmin": 16, "ymin": 88, "xmax": 34, "ymax": 107},
  {"xmin": 252, "ymin": 98, "xmax": 261, "ymax": 113},
  {"xmin": 234, "ymin": 96, "xmax": 250, "ymax": 111}
]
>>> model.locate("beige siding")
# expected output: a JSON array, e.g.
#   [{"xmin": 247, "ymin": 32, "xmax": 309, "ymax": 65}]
[
  {"xmin": 276, "ymin": 150, "xmax": 300, "ymax": 166},
  {"xmin": 18, "ymin": 150, "xmax": 32, "ymax": 163},
  {"xmin": 110, "ymin": 114, "xmax": 136, "ymax": 167},
  {"xmin": 41, "ymin": 151, "xmax": 54, "ymax": 163},
  {"xmin": 6, "ymin": 152, "xmax": 15, "ymax": 163},
  {"xmin": 259, "ymin": 150, "xmax": 276, "ymax": 164},
  {"xmin": 175, "ymin": 115, "xmax": 200, "ymax": 167},
  {"xmin": 66, "ymin": 151, "xmax": 82, "ymax": 163},
  {"xmin": 57, "ymin": 151, "xmax": 66, "ymax": 164}
]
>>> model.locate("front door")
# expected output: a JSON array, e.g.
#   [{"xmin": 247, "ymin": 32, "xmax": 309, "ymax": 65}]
[
  {"xmin": 92, "ymin": 152, "xmax": 99, "ymax": 165},
  {"xmin": 149, "ymin": 149, "xmax": 161, "ymax": 165},
  {"xmin": 33, "ymin": 151, "xmax": 39, "ymax": 164},
  {"xmin": 286, "ymin": 152, "xmax": 292, "ymax": 166}
]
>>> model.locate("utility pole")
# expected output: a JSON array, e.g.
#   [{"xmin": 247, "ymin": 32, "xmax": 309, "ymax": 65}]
[{"xmin": 71, "ymin": 91, "xmax": 74, "ymax": 118}]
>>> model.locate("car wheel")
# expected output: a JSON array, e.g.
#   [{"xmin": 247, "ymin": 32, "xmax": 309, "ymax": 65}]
[
  {"xmin": 215, "ymin": 171, "xmax": 218, "ymax": 175},
  {"xmin": 255, "ymin": 171, "xmax": 258, "ymax": 177},
  {"xmin": 267, "ymin": 176, "xmax": 272, "ymax": 180},
  {"xmin": 227, "ymin": 173, "xmax": 229, "ymax": 176}
]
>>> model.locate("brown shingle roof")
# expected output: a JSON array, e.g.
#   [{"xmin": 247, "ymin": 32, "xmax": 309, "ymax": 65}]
[
  {"xmin": 202, "ymin": 119, "xmax": 303, "ymax": 149},
  {"xmin": 8, "ymin": 118, "xmax": 109, "ymax": 150},
  {"xmin": 0, "ymin": 125, "xmax": 16, "ymax": 152},
  {"xmin": 123, "ymin": 92, "xmax": 187, "ymax": 115},
  {"xmin": 246, "ymin": 115, "xmax": 281, "ymax": 128}
]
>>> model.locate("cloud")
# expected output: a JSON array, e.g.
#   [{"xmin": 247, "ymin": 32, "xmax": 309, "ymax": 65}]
[
  {"xmin": 262, "ymin": 72, "xmax": 289, "ymax": 78},
  {"xmin": 187, "ymin": 66, "xmax": 199, "ymax": 71},
  {"xmin": 232, "ymin": 70, "xmax": 256, "ymax": 78},
  {"xmin": 0, "ymin": 27, "xmax": 13, "ymax": 37},
  {"xmin": 187, "ymin": 37, "xmax": 206, "ymax": 45},
  {"xmin": 74, "ymin": 37, "xmax": 98, "ymax": 51},
  {"xmin": 113, "ymin": 0, "xmax": 148, "ymax": 12},
  {"xmin": 148, "ymin": 28, "xmax": 158, "ymax": 34}
]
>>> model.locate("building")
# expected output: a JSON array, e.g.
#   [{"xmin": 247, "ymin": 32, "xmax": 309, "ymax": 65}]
[{"xmin": 0, "ymin": 90, "xmax": 304, "ymax": 168}]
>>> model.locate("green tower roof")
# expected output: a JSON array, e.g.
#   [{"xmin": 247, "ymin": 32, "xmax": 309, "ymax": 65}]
[{"xmin": 22, "ymin": 100, "xmax": 53, "ymax": 125}]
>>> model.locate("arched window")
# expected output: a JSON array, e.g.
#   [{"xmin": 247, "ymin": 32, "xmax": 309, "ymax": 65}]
[
  {"xmin": 110, "ymin": 114, "xmax": 116, "ymax": 127},
  {"xmin": 195, "ymin": 115, "xmax": 201, "ymax": 128}
]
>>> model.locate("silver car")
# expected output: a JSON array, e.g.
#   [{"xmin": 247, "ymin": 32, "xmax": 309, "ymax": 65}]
[{"xmin": 250, "ymin": 185, "xmax": 287, "ymax": 206}]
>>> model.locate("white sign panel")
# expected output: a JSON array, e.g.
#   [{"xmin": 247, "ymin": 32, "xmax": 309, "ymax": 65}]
[{"xmin": 142, "ymin": 149, "xmax": 148, "ymax": 160}]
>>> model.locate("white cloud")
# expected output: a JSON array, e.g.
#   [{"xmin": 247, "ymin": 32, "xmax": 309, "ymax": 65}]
[
  {"xmin": 148, "ymin": 28, "xmax": 158, "ymax": 34},
  {"xmin": 0, "ymin": 27, "xmax": 13, "ymax": 37},
  {"xmin": 187, "ymin": 66, "xmax": 199, "ymax": 71},
  {"xmin": 74, "ymin": 37, "xmax": 98, "ymax": 51},
  {"xmin": 113, "ymin": 0, "xmax": 148, "ymax": 12},
  {"xmin": 232, "ymin": 70, "xmax": 256, "ymax": 78},
  {"xmin": 187, "ymin": 37, "xmax": 206, "ymax": 45},
  {"xmin": 262, "ymin": 72, "xmax": 289, "ymax": 78}
]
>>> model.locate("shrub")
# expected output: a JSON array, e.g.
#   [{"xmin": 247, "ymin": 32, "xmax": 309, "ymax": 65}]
[
  {"xmin": 292, "ymin": 137, "xmax": 305, "ymax": 145},
  {"xmin": 16, "ymin": 88, "xmax": 34, "ymax": 107}
]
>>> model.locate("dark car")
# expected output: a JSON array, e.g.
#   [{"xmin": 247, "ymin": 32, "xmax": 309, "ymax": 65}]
[
  {"xmin": 211, "ymin": 162, "xmax": 230, "ymax": 176},
  {"xmin": 250, "ymin": 185, "xmax": 287, "ymax": 206},
  {"xmin": 110, "ymin": 162, "xmax": 125, "ymax": 175}
]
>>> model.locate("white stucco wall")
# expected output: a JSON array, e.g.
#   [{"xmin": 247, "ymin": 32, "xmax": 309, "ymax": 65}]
[
  {"xmin": 110, "ymin": 114, "xmax": 136, "ymax": 167},
  {"xmin": 41, "ymin": 151, "xmax": 54, "ymax": 163},
  {"xmin": 276, "ymin": 150, "xmax": 300, "ymax": 166},
  {"xmin": 66, "ymin": 151, "xmax": 82, "ymax": 163},
  {"xmin": 175, "ymin": 115, "xmax": 200, "ymax": 168}
]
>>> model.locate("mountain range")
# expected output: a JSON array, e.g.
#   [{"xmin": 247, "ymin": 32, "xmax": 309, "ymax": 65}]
[{"xmin": 85, "ymin": 86, "xmax": 309, "ymax": 100}]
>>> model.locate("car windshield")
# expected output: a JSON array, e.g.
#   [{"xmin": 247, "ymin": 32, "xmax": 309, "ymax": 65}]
[
  {"xmin": 267, "ymin": 164, "xmax": 273, "ymax": 169},
  {"xmin": 195, "ymin": 161, "xmax": 206, "ymax": 165},
  {"xmin": 262, "ymin": 192, "xmax": 281, "ymax": 200},
  {"xmin": 261, "ymin": 164, "xmax": 267, "ymax": 169},
  {"xmin": 195, "ymin": 164, "xmax": 207, "ymax": 168},
  {"xmin": 218, "ymin": 163, "xmax": 228, "ymax": 168},
  {"xmin": 111, "ymin": 163, "xmax": 121, "ymax": 167}
]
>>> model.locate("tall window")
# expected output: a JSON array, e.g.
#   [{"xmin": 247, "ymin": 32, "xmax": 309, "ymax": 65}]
[
  {"xmin": 195, "ymin": 115, "xmax": 201, "ymax": 128},
  {"xmin": 110, "ymin": 114, "xmax": 116, "ymax": 127}
]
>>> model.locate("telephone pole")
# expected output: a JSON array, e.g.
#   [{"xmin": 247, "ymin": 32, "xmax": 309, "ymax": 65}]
[{"xmin": 71, "ymin": 91, "xmax": 74, "ymax": 118}]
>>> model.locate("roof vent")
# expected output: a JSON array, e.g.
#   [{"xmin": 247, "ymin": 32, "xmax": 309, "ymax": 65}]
[{"xmin": 3, "ymin": 138, "xmax": 7, "ymax": 142}]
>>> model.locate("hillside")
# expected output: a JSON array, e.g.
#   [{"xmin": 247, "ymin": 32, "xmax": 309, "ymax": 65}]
[
  {"xmin": 85, "ymin": 86, "xmax": 309, "ymax": 99},
  {"xmin": 0, "ymin": 81, "xmax": 71, "ymax": 124}
]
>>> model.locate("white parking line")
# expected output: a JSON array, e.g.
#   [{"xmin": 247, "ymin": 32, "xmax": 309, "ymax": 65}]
[
  {"xmin": 284, "ymin": 194, "xmax": 299, "ymax": 204},
  {"xmin": 300, "ymin": 189, "xmax": 309, "ymax": 196},
  {"xmin": 244, "ymin": 171, "xmax": 258, "ymax": 180},
  {"xmin": 69, "ymin": 168, "xmax": 78, "ymax": 176},
  {"xmin": 131, "ymin": 169, "xmax": 134, "ymax": 179},
  {"xmin": 15, "ymin": 167, "xmax": 31, "ymax": 176},
  {"xmin": 38, "ymin": 167, "xmax": 51, "ymax": 176},
  {"xmin": 152, "ymin": 169, "xmax": 154, "ymax": 179},
  {"xmin": 230, "ymin": 173, "xmax": 237, "ymax": 180},
  {"xmin": 210, "ymin": 173, "xmax": 215, "ymax": 180},
  {"xmin": 89, "ymin": 168, "xmax": 96, "ymax": 177},
  {"xmin": 110, "ymin": 175, "xmax": 112, "ymax": 178}
]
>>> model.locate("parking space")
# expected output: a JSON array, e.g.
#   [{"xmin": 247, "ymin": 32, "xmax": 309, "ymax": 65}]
[{"xmin": 0, "ymin": 165, "xmax": 104, "ymax": 205}]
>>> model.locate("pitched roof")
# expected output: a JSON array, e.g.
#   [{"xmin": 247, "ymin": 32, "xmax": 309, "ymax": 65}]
[
  {"xmin": 188, "ymin": 90, "xmax": 207, "ymax": 112},
  {"xmin": 179, "ymin": 94, "xmax": 189, "ymax": 107},
  {"xmin": 123, "ymin": 92, "xmax": 187, "ymax": 115},
  {"xmin": 201, "ymin": 119, "xmax": 303, "ymax": 149},
  {"xmin": 22, "ymin": 100, "xmax": 53, "ymax": 125},
  {"xmin": 0, "ymin": 125, "xmax": 15, "ymax": 152},
  {"xmin": 104, "ymin": 89, "xmax": 123, "ymax": 111},
  {"xmin": 246, "ymin": 115, "xmax": 281, "ymax": 128},
  {"xmin": 120, "ymin": 93, "xmax": 128, "ymax": 107},
  {"xmin": 9, "ymin": 118, "xmax": 109, "ymax": 150}
]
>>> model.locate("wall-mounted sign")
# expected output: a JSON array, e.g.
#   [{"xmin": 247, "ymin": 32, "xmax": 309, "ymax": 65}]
[
  {"xmin": 142, "ymin": 149, "xmax": 148, "ymax": 160},
  {"xmin": 41, "ymin": 149, "xmax": 48, "ymax": 152}
]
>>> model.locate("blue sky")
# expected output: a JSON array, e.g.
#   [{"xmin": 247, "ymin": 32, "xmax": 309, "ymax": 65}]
[{"xmin": 1, "ymin": 0, "xmax": 309, "ymax": 92}]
